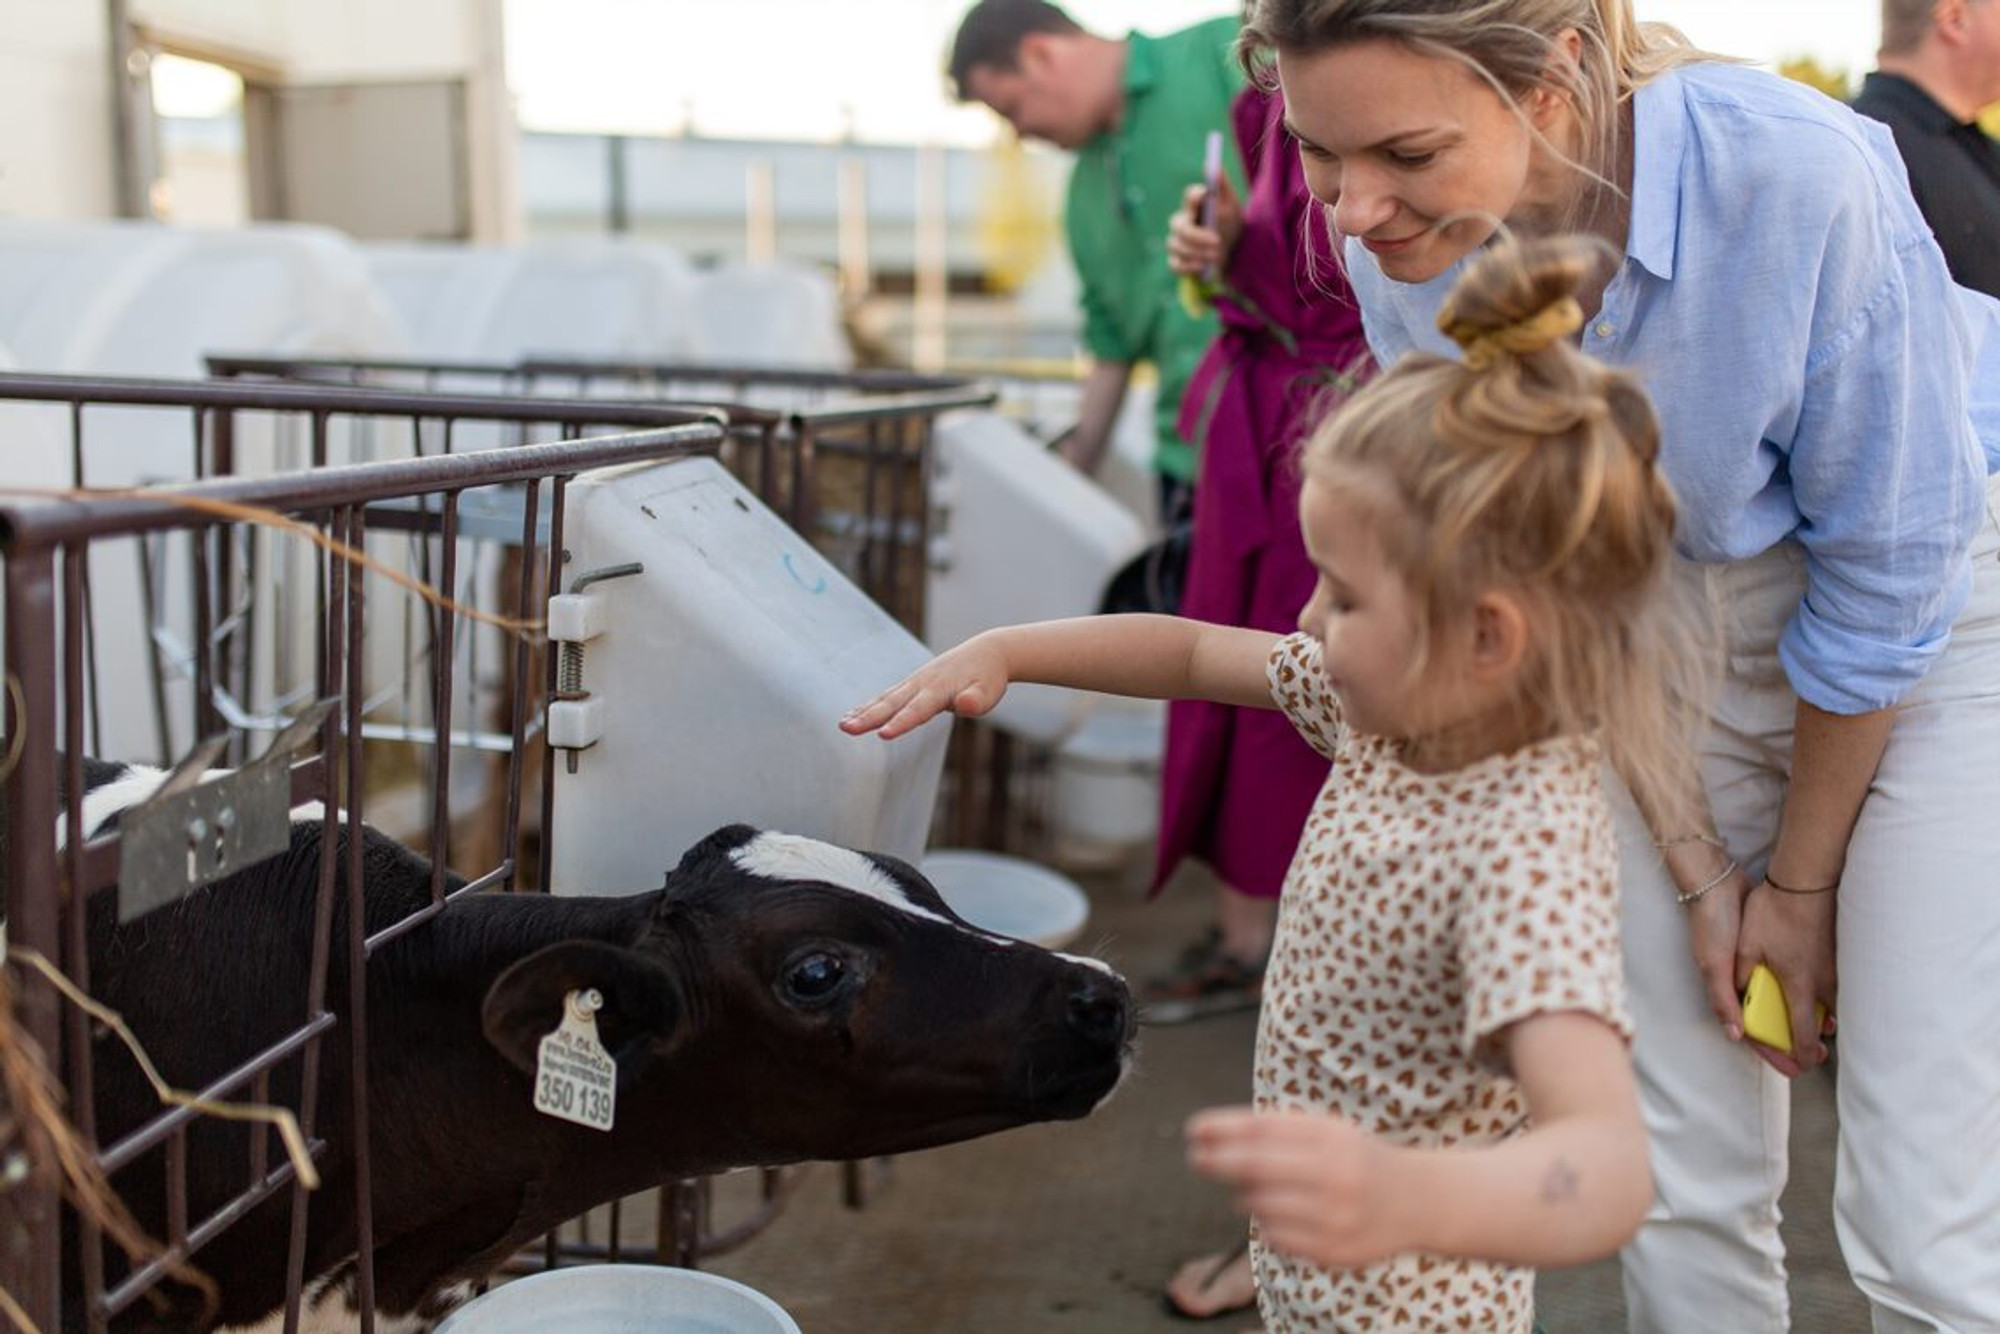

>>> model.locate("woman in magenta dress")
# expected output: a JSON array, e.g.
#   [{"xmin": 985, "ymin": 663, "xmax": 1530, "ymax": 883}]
[{"xmin": 1151, "ymin": 83, "xmax": 1373, "ymax": 1009}]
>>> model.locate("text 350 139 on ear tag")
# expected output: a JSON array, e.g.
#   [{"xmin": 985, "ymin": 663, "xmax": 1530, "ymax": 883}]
[{"xmin": 534, "ymin": 989, "xmax": 616, "ymax": 1132}]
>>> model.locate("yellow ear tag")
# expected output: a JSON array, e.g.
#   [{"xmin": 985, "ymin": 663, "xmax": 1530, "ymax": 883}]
[
  {"xmin": 1740, "ymin": 964, "xmax": 1829, "ymax": 1054},
  {"xmin": 534, "ymin": 987, "xmax": 617, "ymax": 1131}
]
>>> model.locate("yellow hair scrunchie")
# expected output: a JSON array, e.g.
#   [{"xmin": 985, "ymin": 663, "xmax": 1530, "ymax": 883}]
[{"xmin": 1439, "ymin": 296, "xmax": 1585, "ymax": 371}]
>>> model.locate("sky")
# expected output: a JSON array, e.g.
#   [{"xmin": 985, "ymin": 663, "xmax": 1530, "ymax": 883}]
[{"xmin": 501, "ymin": 0, "xmax": 1885, "ymax": 145}]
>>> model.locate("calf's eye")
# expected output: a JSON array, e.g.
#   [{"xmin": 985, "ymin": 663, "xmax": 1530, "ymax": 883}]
[{"xmin": 781, "ymin": 951, "xmax": 847, "ymax": 1005}]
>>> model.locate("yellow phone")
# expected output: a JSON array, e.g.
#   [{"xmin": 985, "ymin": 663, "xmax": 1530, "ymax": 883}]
[{"xmin": 1740, "ymin": 963, "xmax": 1828, "ymax": 1054}]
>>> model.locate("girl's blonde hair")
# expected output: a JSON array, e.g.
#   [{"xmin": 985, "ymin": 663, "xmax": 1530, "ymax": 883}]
[
  {"xmin": 1239, "ymin": 0, "xmax": 1724, "ymax": 229},
  {"xmin": 1300, "ymin": 233, "xmax": 1709, "ymax": 830}
]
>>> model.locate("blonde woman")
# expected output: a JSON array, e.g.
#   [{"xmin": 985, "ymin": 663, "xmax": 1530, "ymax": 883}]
[{"xmin": 1239, "ymin": 0, "xmax": 2000, "ymax": 1328}]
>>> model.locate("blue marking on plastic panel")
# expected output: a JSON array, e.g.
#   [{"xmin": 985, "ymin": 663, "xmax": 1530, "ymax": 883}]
[{"xmin": 782, "ymin": 550, "xmax": 827, "ymax": 594}]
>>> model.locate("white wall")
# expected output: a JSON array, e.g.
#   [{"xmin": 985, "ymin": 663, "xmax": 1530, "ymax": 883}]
[
  {"xmin": 0, "ymin": 0, "xmax": 518, "ymax": 239},
  {"xmin": 0, "ymin": 1, "xmax": 120, "ymax": 220}
]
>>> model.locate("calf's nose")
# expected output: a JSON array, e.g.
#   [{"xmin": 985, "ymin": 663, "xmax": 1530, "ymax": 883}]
[{"xmin": 1066, "ymin": 974, "xmax": 1130, "ymax": 1049}]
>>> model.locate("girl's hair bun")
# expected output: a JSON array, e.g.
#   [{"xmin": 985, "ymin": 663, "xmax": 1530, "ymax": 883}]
[{"xmin": 1435, "ymin": 234, "xmax": 1606, "ymax": 370}]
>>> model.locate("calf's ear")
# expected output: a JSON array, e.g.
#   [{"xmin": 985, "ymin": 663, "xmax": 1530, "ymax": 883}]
[{"xmin": 481, "ymin": 940, "xmax": 686, "ymax": 1080}]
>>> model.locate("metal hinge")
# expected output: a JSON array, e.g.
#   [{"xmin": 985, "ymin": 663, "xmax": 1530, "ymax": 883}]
[{"xmin": 118, "ymin": 701, "xmax": 335, "ymax": 923}]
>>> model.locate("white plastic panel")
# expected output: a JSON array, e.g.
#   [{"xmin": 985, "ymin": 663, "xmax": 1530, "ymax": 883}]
[
  {"xmin": 0, "ymin": 218, "xmax": 404, "ymax": 381},
  {"xmin": 0, "ymin": 219, "xmax": 406, "ymax": 763},
  {"xmin": 691, "ymin": 260, "xmax": 850, "ymax": 370},
  {"xmin": 362, "ymin": 238, "xmax": 707, "ymax": 363},
  {"xmin": 925, "ymin": 411, "xmax": 1147, "ymax": 743},
  {"xmin": 548, "ymin": 456, "xmax": 947, "ymax": 892}
]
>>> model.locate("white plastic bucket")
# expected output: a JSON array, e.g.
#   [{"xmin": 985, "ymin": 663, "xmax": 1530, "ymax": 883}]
[
  {"xmin": 1051, "ymin": 701, "xmax": 1166, "ymax": 850},
  {"xmin": 920, "ymin": 849, "xmax": 1090, "ymax": 950},
  {"xmin": 430, "ymin": 1266, "xmax": 800, "ymax": 1334}
]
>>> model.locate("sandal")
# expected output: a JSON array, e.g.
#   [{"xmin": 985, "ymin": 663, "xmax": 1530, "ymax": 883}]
[
  {"xmin": 1142, "ymin": 929, "xmax": 1266, "ymax": 1025},
  {"xmin": 1162, "ymin": 1243, "xmax": 1257, "ymax": 1321}
]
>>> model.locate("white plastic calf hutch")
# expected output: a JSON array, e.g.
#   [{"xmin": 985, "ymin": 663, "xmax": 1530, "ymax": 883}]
[
  {"xmin": 362, "ymin": 239, "xmax": 708, "ymax": 364},
  {"xmin": 924, "ymin": 410, "xmax": 1146, "ymax": 745},
  {"xmin": 0, "ymin": 218, "xmax": 403, "ymax": 382},
  {"xmin": 0, "ymin": 221, "xmax": 407, "ymax": 760},
  {"xmin": 546, "ymin": 455, "xmax": 949, "ymax": 891},
  {"xmin": 691, "ymin": 261, "xmax": 852, "ymax": 371}
]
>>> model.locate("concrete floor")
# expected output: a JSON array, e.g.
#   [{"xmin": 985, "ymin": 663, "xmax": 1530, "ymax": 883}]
[{"xmin": 571, "ymin": 851, "xmax": 1867, "ymax": 1332}]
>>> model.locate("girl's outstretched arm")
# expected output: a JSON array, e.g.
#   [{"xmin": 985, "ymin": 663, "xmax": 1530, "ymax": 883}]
[
  {"xmin": 842, "ymin": 615, "xmax": 1280, "ymax": 740},
  {"xmin": 1186, "ymin": 1011, "xmax": 1649, "ymax": 1271}
]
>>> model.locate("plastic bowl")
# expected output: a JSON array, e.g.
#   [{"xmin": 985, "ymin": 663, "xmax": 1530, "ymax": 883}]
[
  {"xmin": 921, "ymin": 848, "xmax": 1091, "ymax": 949},
  {"xmin": 429, "ymin": 1266, "xmax": 800, "ymax": 1334}
]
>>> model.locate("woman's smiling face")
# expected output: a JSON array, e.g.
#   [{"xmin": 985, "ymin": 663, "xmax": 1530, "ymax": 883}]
[{"xmin": 1276, "ymin": 38, "xmax": 1562, "ymax": 283}]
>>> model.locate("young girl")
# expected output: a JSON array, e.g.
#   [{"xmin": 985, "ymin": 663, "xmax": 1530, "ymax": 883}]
[{"xmin": 843, "ymin": 234, "xmax": 1692, "ymax": 1331}]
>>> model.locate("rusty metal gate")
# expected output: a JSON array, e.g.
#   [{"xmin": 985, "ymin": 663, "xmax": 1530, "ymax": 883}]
[{"xmin": 0, "ymin": 371, "xmax": 749, "ymax": 1329}]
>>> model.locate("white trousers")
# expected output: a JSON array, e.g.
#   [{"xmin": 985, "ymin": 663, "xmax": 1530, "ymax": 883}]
[{"xmin": 1614, "ymin": 480, "xmax": 2000, "ymax": 1334}]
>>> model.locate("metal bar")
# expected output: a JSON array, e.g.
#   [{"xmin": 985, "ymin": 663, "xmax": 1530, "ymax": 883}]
[
  {"xmin": 0, "ymin": 370, "xmax": 720, "ymax": 429},
  {"xmin": 788, "ymin": 385, "xmax": 995, "ymax": 428},
  {"xmin": 282, "ymin": 515, "xmax": 349, "ymax": 1332},
  {"xmin": 71, "ymin": 401, "xmax": 106, "ymax": 752},
  {"xmin": 95, "ymin": 1013, "xmax": 339, "ymax": 1175},
  {"xmin": 341, "ymin": 504, "xmax": 379, "ymax": 1330},
  {"xmin": 789, "ymin": 422, "xmax": 813, "ymax": 535},
  {"xmin": 429, "ymin": 492, "xmax": 460, "ymax": 889},
  {"xmin": 536, "ymin": 474, "xmax": 570, "ymax": 898},
  {"xmin": 500, "ymin": 478, "xmax": 543, "ymax": 888},
  {"xmin": 192, "ymin": 505, "xmax": 219, "ymax": 744},
  {"xmin": 0, "ymin": 547, "xmax": 62, "ymax": 1329},
  {"xmin": 519, "ymin": 358, "xmax": 982, "ymax": 395},
  {"xmin": 61, "ymin": 546, "xmax": 108, "ymax": 1325},
  {"xmin": 98, "ymin": 1149, "xmax": 323, "ymax": 1320},
  {"xmin": 0, "ymin": 424, "xmax": 726, "ymax": 548}
]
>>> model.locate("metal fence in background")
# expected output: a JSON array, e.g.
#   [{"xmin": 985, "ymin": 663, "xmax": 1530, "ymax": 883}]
[{"xmin": 206, "ymin": 355, "xmax": 999, "ymax": 637}]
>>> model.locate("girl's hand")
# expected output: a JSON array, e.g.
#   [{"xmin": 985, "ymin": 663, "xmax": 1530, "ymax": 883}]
[
  {"xmin": 1167, "ymin": 178, "xmax": 1244, "ymax": 278},
  {"xmin": 839, "ymin": 635, "xmax": 1010, "ymax": 740},
  {"xmin": 1186, "ymin": 1106, "xmax": 1411, "ymax": 1271},
  {"xmin": 1735, "ymin": 882, "xmax": 1837, "ymax": 1074}
]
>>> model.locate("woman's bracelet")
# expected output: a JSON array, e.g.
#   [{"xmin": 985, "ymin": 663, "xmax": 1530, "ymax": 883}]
[
  {"xmin": 1763, "ymin": 870, "xmax": 1839, "ymax": 895},
  {"xmin": 1654, "ymin": 832, "xmax": 1728, "ymax": 852},
  {"xmin": 1675, "ymin": 859, "xmax": 1739, "ymax": 907}
]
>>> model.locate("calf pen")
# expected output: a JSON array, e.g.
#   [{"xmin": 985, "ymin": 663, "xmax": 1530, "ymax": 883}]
[
  {"xmin": 0, "ymin": 363, "xmax": 963, "ymax": 1323},
  {"xmin": 0, "ymin": 402, "xmax": 728, "ymax": 1330}
]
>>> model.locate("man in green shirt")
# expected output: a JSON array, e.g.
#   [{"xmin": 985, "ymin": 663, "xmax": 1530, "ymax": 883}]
[{"xmin": 949, "ymin": 0, "xmax": 1244, "ymax": 514}]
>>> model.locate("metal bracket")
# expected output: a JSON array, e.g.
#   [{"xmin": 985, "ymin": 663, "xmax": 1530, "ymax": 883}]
[{"xmin": 118, "ymin": 700, "xmax": 337, "ymax": 924}]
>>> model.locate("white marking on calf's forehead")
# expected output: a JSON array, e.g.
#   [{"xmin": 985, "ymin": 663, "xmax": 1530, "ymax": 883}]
[{"xmin": 730, "ymin": 832, "xmax": 955, "ymax": 927}]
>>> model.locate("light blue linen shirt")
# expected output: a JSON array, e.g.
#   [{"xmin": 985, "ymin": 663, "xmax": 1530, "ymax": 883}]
[{"xmin": 1345, "ymin": 61, "xmax": 2000, "ymax": 714}]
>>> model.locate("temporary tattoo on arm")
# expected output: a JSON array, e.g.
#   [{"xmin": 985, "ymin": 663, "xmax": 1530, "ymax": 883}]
[{"xmin": 1541, "ymin": 1156, "xmax": 1580, "ymax": 1204}]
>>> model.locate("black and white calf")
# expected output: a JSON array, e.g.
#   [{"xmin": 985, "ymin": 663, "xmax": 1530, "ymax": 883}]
[{"xmin": 57, "ymin": 758, "xmax": 1132, "ymax": 1331}]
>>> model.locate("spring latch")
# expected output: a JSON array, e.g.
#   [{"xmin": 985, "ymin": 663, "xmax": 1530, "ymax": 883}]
[{"xmin": 547, "ymin": 562, "xmax": 644, "ymax": 773}]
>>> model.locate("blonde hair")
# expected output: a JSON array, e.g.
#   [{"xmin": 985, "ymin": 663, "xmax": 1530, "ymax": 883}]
[
  {"xmin": 1299, "ymin": 233, "xmax": 1710, "ymax": 831},
  {"xmin": 1240, "ymin": 0, "xmax": 1725, "ymax": 229}
]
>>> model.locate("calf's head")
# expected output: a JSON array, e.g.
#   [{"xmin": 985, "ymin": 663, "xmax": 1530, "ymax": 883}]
[{"xmin": 482, "ymin": 825, "xmax": 1132, "ymax": 1167}]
